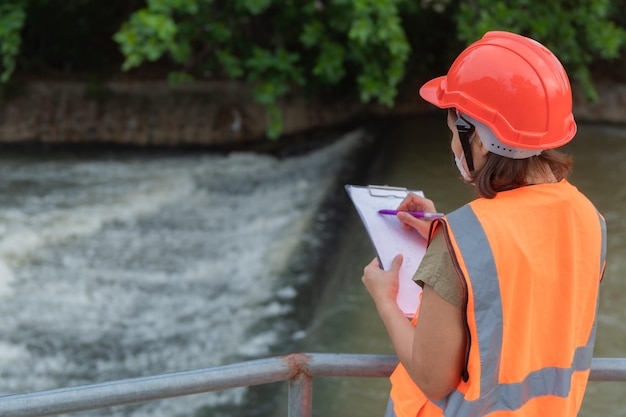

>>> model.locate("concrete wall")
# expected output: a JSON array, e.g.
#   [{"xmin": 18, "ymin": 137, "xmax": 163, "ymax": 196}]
[{"xmin": 0, "ymin": 79, "xmax": 622, "ymax": 147}]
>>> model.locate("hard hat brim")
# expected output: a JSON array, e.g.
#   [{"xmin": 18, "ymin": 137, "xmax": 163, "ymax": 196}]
[{"xmin": 419, "ymin": 76, "xmax": 447, "ymax": 108}]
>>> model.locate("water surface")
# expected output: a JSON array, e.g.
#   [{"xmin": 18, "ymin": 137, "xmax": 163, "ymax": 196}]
[
  {"xmin": 0, "ymin": 130, "xmax": 372, "ymax": 417},
  {"xmin": 1, "ymin": 114, "xmax": 624, "ymax": 417}
]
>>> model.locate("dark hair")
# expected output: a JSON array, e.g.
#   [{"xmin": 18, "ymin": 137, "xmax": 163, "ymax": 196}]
[{"xmin": 472, "ymin": 149, "xmax": 573, "ymax": 199}]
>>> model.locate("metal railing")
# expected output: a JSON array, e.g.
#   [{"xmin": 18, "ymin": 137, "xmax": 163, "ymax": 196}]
[{"xmin": 0, "ymin": 354, "xmax": 625, "ymax": 417}]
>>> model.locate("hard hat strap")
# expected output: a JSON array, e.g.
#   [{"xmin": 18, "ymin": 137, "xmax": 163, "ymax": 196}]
[{"xmin": 455, "ymin": 110, "xmax": 476, "ymax": 172}]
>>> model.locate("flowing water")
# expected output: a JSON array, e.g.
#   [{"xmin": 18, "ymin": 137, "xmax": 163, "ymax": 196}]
[
  {"xmin": 0, "ymin": 130, "xmax": 375, "ymax": 417},
  {"xmin": 0, "ymin": 115, "xmax": 625, "ymax": 417}
]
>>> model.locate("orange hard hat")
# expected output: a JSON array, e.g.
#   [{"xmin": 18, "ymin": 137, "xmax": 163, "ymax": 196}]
[{"xmin": 420, "ymin": 31, "xmax": 576, "ymax": 150}]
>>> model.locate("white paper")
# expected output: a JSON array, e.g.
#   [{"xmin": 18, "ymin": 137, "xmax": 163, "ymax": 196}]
[{"xmin": 346, "ymin": 185, "xmax": 427, "ymax": 317}]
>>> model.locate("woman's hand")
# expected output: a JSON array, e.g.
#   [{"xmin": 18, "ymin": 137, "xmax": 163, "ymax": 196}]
[
  {"xmin": 396, "ymin": 193, "xmax": 438, "ymax": 239},
  {"xmin": 362, "ymin": 254, "xmax": 403, "ymax": 313}
]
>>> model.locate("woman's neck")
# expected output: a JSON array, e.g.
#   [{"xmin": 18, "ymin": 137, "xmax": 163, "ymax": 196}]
[{"xmin": 526, "ymin": 162, "xmax": 558, "ymax": 185}]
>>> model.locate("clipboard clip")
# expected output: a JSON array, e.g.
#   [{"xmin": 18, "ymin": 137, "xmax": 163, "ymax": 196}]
[{"xmin": 367, "ymin": 184, "xmax": 409, "ymax": 198}]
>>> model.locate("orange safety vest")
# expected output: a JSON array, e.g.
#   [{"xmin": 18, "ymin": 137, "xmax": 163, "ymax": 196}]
[{"xmin": 389, "ymin": 180, "xmax": 607, "ymax": 417}]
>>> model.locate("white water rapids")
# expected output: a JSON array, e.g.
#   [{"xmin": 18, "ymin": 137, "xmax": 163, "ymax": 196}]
[{"xmin": 0, "ymin": 129, "xmax": 369, "ymax": 417}]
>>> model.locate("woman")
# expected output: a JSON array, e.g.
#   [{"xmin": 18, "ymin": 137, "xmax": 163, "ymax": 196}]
[{"xmin": 362, "ymin": 31, "xmax": 607, "ymax": 417}]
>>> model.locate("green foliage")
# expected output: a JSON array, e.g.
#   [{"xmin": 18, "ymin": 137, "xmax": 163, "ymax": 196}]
[
  {"xmin": 114, "ymin": 8, "xmax": 187, "ymax": 71},
  {"xmin": 1, "ymin": 0, "xmax": 626, "ymax": 139},
  {"xmin": 113, "ymin": 0, "xmax": 413, "ymax": 139},
  {"xmin": 0, "ymin": 0, "xmax": 27, "ymax": 83},
  {"xmin": 456, "ymin": 0, "xmax": 626, "ymax": 101}
]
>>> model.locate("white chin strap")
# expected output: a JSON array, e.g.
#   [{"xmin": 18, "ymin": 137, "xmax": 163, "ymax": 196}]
[{"xmin": 462, "ymin": 114, "xmax": 544, "ymax": 159}]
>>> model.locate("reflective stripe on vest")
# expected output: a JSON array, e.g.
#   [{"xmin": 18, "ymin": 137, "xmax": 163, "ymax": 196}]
[{"xmin": 430, "ymin": 204, "xmax": 606, "ymax": 416}]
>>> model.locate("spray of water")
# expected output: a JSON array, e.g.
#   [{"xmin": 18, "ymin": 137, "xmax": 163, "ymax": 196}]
[{"xmin": 0, "ymin": 130, "xmax": 368, "ymax": 416}]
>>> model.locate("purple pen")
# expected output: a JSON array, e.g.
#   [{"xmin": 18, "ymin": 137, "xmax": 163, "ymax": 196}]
[{"xmin": 378, "ymin": 209, "xmax": 445, "ymax": 219}]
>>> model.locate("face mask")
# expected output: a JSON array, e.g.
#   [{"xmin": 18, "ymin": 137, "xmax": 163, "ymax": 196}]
[{"xmin": 455, "ymin": 152, "xmax": 473, "ymax": 182}]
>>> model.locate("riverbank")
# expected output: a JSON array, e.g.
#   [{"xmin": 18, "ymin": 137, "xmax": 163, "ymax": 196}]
[
  {"xmin": 0, "ymin": 79, "xmax": 422, "ymax": 149},
  {"xmin": 1, "ymin": 78, "xmax": 623, "ymax": 148}
]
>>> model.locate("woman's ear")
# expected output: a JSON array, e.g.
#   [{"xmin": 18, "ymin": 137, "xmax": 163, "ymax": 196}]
[{"xmin": 474, "ymin": 134, "xmax": 491, "ymax": 157}]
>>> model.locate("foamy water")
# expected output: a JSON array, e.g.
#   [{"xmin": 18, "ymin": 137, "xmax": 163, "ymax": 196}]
[{"xmin": 0, "ymin": 130, "xmax": 368, "ymax": 416}]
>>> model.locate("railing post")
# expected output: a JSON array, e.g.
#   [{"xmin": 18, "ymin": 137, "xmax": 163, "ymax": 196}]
[{"xmin": 288, "ymin": 372, "xmax": 313, "ymax": 417}]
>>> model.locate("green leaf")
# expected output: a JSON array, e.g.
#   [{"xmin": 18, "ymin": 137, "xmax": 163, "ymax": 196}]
[
  {"xmin": 216, "ymin": 50, "xmax": 244, "ymax": 78},
  {"xmin": 236, "ymin": 0, "xmax": 273, "ymax": 15},
  {"xmin": 265, "ymin": 104, "xmax": 283, "ymax": 140},
  {"xmin": 0, "ymin": 1, "xmax": 26, "ymax": 84},
  {"xmin": 313, "ymin": 41, "xmax": 346, "ymax": 83},
  {"xmin": 167, "ymin": 70, "xmax": 194, "ymax": 84},
  {"xmin": 300, "ymin": 20, "xmax": 324, "ymax": 48}
]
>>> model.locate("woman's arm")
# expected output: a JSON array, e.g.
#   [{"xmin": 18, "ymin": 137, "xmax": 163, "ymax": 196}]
[
  {"xmin": 412, "ymin": 284, "xmax": 466, "ymax": 399},
  {"xmin": 362, "ymin": 256, "xmax": 466, "ymax": 400}
]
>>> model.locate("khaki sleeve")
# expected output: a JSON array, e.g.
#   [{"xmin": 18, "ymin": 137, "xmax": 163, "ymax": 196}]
[{"xmin": 413, "ymin": 229, "xmax": 463, "ymax": 309}]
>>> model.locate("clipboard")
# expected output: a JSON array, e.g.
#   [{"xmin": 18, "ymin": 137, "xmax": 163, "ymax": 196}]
[{"xmin": 345, "ymin": 184, "xmax": 427, "ymax": 317}]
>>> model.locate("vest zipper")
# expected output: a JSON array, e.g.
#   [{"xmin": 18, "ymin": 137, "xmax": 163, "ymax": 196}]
[{"xmin": 439, "ymin": 220, "xmax": 471, "ymax": 382}]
